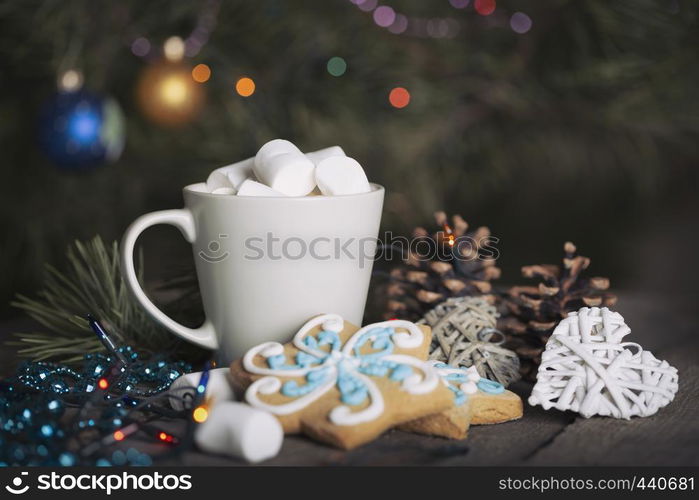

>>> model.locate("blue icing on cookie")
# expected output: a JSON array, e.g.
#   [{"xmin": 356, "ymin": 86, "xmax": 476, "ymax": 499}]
[
  {"xmin": 268, "ymin": 351, "xmax": 324, "ymax": 371},
  {"xmin": 447, "ymin": 385, "xmax": 467, "ymax": 406},
  {"xmin": 353, "ymin": 327, "xmax": 395, "ymax": 360},
  {"xmin": 303, "ymin": 335, "xmax": 319, "ymax": 350},
  {"xmin": 267, "ymin": 354, "xmax": 287, "ymax": 370},
  {"xmin": 358, "ymin": 360, "xmax": 390, "ymax": 378},
  {"xmin": 307, "ymin": 367, "xmax": 330, "ymax": 382},
  {"xmin": 296, "ymin": 351, "xmax": 320, "ymax": 367},
  {"xmin": 389, "ymin": 364, "xmax": 412, "ymax": 382},
  {"xmin": 477, "ymin": 378, "xmax": 505, "ymax": 394},
  {"xmin": 281, "ymin": 366, "xmax": 331, "ymax": 397},
  {"xmin": 337, "ymin": 363, "xmax": 368, "ymax": 406},
  {"xmin": 267, "ymin": 332, "xmax": 334, "ymax": 371},
  {"xmin": 259, "ymin": 322, "xmax": 429, "ymax": 412},
  {"xmin": 433, "ymin": 363, "xmax": 477, "ymax": 406},
  {"xmin": 442, "ymin": 372, "xmax": 467, "ymax": 383},
  {"xmin": 282, "ymin": 379, "xmax": 312, "ymax": 397},
  {"xmin": 317, "ymin": 330, "xmax": 341, "ymax": 351}
]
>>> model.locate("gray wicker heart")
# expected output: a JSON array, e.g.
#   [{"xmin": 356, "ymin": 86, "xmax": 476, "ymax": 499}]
[
  {"xmin": 529, "ymin": 307, "xmax": 678, "ymax": 418},
  {"xmin": 420, "ymin": 297, "xmax": 521, "ymax": 386}
]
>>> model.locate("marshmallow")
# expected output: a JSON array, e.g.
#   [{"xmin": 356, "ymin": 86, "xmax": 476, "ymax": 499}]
[
  {"xmin": 254, "ymin": 139, "xmax": 298, "ymax": 166},
  {"xmin": 254, "ymin": 139, "xmax": 316, "ymax": 196},
  {"xmin": 206, "ymin": 171, "xmax": 233, "ymax": 192},
  {"xmin": 194, "ymin": 402, "xmax": 283, "ymax": 463},
  {"xmin": 315, "ymin": 156, "xmax": 371, "ymax": 196},
  {"xmin": 168, "ymin": 368, "xmax": 235, "ymax": 411},
  {"xmin": 211, "ymin": 187, "xmax": 236, "ymax": 195},
  {"xmin": 236, "ymin": 179, "xmax": 287, "ymax": 197},
  {"xmin": 206, "ymin": 157, "xmax": 255, "ymax": 192},
  {"xmin": 305, "ymin": 146, "xmax": 346, "ymax": 166},
  {"xmin": 224, "ymin": 158, "xmax": 255, "ymax": 189}
]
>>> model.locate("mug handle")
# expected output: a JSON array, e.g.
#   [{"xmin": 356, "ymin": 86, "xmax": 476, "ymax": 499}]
[{"xmin": 120, "ymin": 209, "xmax": 218, "ymax": 350}]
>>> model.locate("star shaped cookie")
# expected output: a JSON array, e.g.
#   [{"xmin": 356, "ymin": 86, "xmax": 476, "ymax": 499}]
[
  {"xmin": 400, "ymin": 363, "xmax": 522, "ymax": 439},
  {"xmin": 229, "ymin": 314, "xmax": 453, "ymax": 449}
]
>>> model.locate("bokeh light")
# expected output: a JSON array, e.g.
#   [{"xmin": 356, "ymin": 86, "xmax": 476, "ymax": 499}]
[
  {"xmin": 39, "ymin": 91, "xmax": 125, "ymax": 168},
  {"xmin": 137, "ymin": 62, "xmax": 204, "ymax": 125},
  {"xmin": 235, "ymin": 77, "xmax": 256, "ymax": 97},
  {"xmin": 131, "ymin": 37, "xmax": 151, "ymax": 57},
  {"xmin": 389, "ymin": 87, "xmax": 410, "ymax": 108},
  {"xmin": 446, "ymin": 19, "xmax": 461, "ymax": 37},
  {"xmin": 449, "ymin": 0, "xmax": 470, "ymax": 8},
  {"xmin": 427, "ymin": 18, "xmax": 450, "ymax": 38},
  {"xmin": 161, "ymin": 77, "xmax": 188, "ymax": 106},
  {"xmin": 59, "ymin": 69, "xmax": 83, "ymax": 92},
  {"xmin": 373, "ymin": 6, "xmax": 396, "ymax": 27},
  {"xmin": 474, "ymin": 0, "xmax": 496, "ymax": 16},
  {"xmin": 163, "ymin": 36, "xmax": 185, "ymax": 62},
  {"xmin": 357, "ymin": 0, "xmax": 378, "ymax": 12},
  {"xmin": 327, "ymin": 56, "xmax": 347, "ymax": 77},
  {"xmin": 388, "ymin": 14, "xmax": 408, "ymax": 34},
  {"xmin": 193, "ymin": 406, "xmax": 209, "ymax": 423},
  {"xmin": 192, "ymin": 63, "xmax": 211, "ymax": 83},
  {"xmin": 510, "ymin": 12, "xmax": 532, "ymax": 34},
  {"xmin": 69, "ymin": 109, "xmax": 99, "ymax": 144}
]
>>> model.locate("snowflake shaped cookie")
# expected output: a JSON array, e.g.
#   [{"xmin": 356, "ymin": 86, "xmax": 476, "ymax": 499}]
[{"xmin": 230, "ymin": 314, "xmax": 453, "ymax": 449}]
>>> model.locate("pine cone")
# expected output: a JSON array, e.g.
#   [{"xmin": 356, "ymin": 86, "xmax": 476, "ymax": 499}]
[
  {"xmin": 381, "ymin": 211, "xmax": 501, "ymax": 321},
  {"xmin": 499, "ymin": 241, "xmax": 617, "ymax": 380}
]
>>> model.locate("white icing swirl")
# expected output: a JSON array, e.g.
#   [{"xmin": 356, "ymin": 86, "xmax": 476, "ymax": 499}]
[
  {"xmin": 429, "ymin": 361, "xmax": 481, "ymax": 394},
  {"xmin": 383, "ymin": 354, "xmax": 440, "ymax": 394},
  {"xmin": 243, "ymin": 341, "xmax": 318, "ymax": 377},
  {"xmin": 342, "ymin": 319, "xmax": 424, "ymax": 355},
  {"xmin": 293, "ymin": 313, "xmax": 344, "ymax": 358},
  {"xmin": 245, "ymin": 371, "xmax": 337, "ymax": 416}
]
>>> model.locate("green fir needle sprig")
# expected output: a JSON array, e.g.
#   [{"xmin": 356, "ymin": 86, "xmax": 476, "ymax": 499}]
[{"xmin": 9, "ymin": 236, "xmax": 206, "ymax": 364}]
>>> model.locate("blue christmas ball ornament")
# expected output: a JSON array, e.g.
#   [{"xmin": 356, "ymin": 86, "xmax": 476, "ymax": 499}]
[{"xmin": 39, "ymin": 90, "xmax": 125, "ymax": 169}]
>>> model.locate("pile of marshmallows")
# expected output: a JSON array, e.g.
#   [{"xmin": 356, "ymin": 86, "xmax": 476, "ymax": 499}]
[{"xmin": 205, "ymin": 139, "xmax": 372, "ymax": 197}]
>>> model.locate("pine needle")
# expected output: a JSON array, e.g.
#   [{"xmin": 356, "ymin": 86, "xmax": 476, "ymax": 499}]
[{"xmin": 9, "ymin": 236, "xmax": 206, "ymax": 364}]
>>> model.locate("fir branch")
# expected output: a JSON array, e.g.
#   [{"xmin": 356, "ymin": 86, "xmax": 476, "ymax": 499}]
[{"xmin": 9, "ymin": 236, "xmax": 207, "ymax": 364}]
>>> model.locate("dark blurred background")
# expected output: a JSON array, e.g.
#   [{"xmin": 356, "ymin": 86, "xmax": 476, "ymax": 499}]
[{"xmin": 1, "ymin": 0, "xmax": 698, "ymax": 319}]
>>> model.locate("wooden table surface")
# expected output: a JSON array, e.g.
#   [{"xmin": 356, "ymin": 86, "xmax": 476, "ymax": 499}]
[{"xmin": 2, "ymin": 292, "xmax": 698, "ymax": 466}]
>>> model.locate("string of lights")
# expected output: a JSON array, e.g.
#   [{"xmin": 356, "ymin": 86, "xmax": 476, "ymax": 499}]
[
  {"xmin": 40, "ymin": 0, "xmax": 536, "ymax": 170},
  {"xmin": 0, "ymin": 316, "xmax": 210, "ymax": 466},
  {"xmin": 350, "ymin": 0, "xmax": 532, "ymax": 38}
]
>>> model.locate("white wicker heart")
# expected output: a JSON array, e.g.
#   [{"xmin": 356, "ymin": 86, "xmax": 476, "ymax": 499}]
[{"xmin": 529, "ymin": 307, "xmax": 678, "ymax": 419}]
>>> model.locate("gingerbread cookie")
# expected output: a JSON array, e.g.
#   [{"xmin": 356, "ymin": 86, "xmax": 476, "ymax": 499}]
[
  {"xmin": 229, "ymin": 314, "xmax": 454, "ymax": 449},
  {"xmin": 399, "ymin": 363, "xmax": 523, "ymax": 440}
]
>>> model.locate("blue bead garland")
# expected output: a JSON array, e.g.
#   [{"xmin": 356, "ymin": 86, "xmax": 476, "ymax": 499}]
[
  {"xmin": 0, "ymin": 346, "xmax": 191, "ymax": 466},
  {"xmin": 16, "ymin": 346, "xmax": 189, "ymax": 397}
]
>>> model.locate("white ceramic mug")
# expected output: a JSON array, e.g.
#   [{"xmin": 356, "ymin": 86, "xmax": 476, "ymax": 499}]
[{"xmin": 121, "ymin": 183, "xmax": 384, "ymax": 363}]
